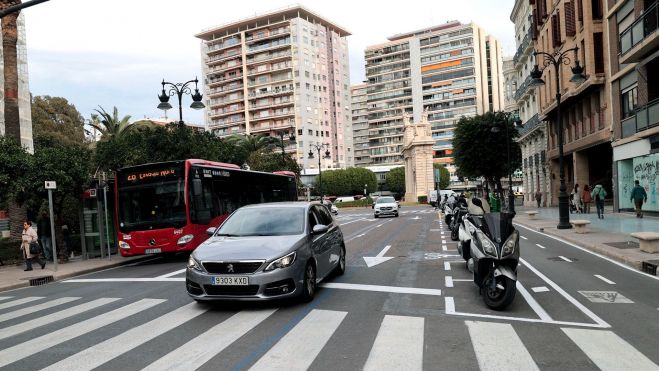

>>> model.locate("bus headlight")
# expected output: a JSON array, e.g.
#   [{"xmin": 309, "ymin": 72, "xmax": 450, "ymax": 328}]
[
  {"xmin": 119, "ymin": 241, "xmax": 130, "ymax": 250},
  {"xmin": 187, "ymin": 255, "xmax": 202, "ymax": 271},
  {"xmin": 177, "ymin": 234, "xmax": 194, "ymax": 246}
]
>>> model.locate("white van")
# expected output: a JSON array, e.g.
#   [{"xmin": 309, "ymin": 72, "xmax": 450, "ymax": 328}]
[{"xmin": 334, "ymin": 196, "xmax": 356, "ymax": 203}]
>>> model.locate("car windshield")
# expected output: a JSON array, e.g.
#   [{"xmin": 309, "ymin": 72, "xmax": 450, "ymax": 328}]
[
  {"xmin": 216, "ymin": 207, "xmax": 305, "ymax": 236},
  {"xmin": 377, "ymin": 197, "xmax": 395, "ymax": 204}
]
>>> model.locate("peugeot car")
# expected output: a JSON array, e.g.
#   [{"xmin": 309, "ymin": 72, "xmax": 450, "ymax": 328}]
[{"xmin": 186, "ymin": 202, "xmax": 346, "ymax": 302}]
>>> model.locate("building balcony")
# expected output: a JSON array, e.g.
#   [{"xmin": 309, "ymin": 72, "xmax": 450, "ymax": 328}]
[
  {"xmin": 209, "ymin": 95, "xmax": 244, "ymax": 107},
  {"xmin": 249, "ymin": 110, "xmax": 295, "ymax": 123},
  {"xmin": 516, "ymin": 113, "xmax": 542, "ymax": 139},
  {"xmin": 246, "ymin": 50, "xmax": 292, "ymax": 65},
  {"xmin": 513, "ymin": 75, "xmax": 533, "ymax": 101},
  {"xmin": 247, "ymin": 39, "xmax": 291, "ymax": 54},
  {"xmin": 206, "ymin": 51, "xmax": 242, "ymax": 66},
  {"xmin": 248, "ymin": 98, "xmax": 294, "ymax": 110},
  {"xmin": 207, "ymin": 63, "xmax": 242, "ymax": 75},
  {"xmin": 207, "ymin": 73, "xmax": 243, "ymax": 87},
  {"xmin": 620, "ymin": 1, "xmax": 659, "ymax": 64},
  {"xmin": 206, "ymin": 38, "xmax": 241, "ymax": 54},
  {"xmin": 247, "ymin": 63, "xmax": 293, "ymax": 77},
  {"xmin": 247, "ymin": 74, "xmax": 293, "ymax": 87},
  {"xmin": 247, "ymin": 86, "xmax": 294, "ymax": 99},
  {"xmin": 210, "ymin": 118, "xmax": 246, "ymax": 129},
  {"xmin": 620, "ymin": 97, "xmax": 659, "ymax": 138},
  {"xmin": 249, "ymin": 119, "xmax": 295, "ymax": 133},
  {"xmin": 245, "ymin": 27, "xmax": 291, "ymax": 43},
  {"xmin": 209, "ymin": 106, "xmax": 246, "ymax": 118},
  {"xmin": 208, "ymin": 84, "xmax": 244, "ymax": 97}
]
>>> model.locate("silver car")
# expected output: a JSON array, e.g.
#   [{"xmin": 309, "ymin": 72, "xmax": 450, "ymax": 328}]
[{"xmin": 186, "ymin": 202, "xmax": 346, "ymax": 302}]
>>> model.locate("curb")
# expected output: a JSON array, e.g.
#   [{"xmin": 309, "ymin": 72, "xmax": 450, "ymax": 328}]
[{"xmin": 0, "ymin": 255, "xmax": 154, "ymax": 292}]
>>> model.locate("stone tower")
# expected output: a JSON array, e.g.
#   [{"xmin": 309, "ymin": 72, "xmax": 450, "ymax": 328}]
[{"xmin": 401, "ymin": 109, "xmax": 435, "ymax": 202}]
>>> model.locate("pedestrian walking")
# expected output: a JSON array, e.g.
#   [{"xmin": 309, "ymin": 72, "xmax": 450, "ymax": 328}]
[
  {"xmin": 630, "ymin": 180, "xmax": 648, "ymax": 218},
  {"xmin": 20, "ymin": 220, "xmax": 46, "ymax": 271},
  {"xmin": 582, "ymin": 185, "xmax": 592, "ymax": 214},
  {"xmin": 37, "ymin": 212, "xmax": 53, "ymax": 261},
  {"xmin": 571, "ymin": 184, "xmax": 583, "ymax": 213},
  {"xmin": 535, "ymin": 190, "xmax": 542, "ymax": 208},
  {"xmin": 591, "ymin": 184, "xmax": 607, "ymax": 219}
]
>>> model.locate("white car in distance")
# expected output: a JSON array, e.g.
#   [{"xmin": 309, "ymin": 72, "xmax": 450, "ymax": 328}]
[{"xmin": 373, "ymin": 196, "xmax": 399, "ymax": 218}]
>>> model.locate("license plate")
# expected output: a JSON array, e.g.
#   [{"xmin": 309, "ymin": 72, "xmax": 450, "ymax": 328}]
[
  {"xmin": 145, "ymin": 248, "xmax": 161, "ymax": 254},
  {"xmin": 211, "ymin": 276, "xmax": 249, "ymax": 285}
]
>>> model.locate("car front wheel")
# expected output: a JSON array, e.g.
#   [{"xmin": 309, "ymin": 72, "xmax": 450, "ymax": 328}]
[
  {"xmin": 333, "ymin": 245, "xmax": 346, "ymax": 276},
  {"xmin": 301, "ymin": 262, "xmax": 317, "ymax": 302}
]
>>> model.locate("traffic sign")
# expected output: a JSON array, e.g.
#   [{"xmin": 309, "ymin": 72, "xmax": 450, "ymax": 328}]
[{"xmin": 45, "ymin": 181, "xmax": 57, "ymax": 189}]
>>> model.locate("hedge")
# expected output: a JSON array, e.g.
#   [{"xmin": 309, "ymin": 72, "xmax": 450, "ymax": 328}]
[
  {"xmin": 418, "ymin": 195, "xmax": 428, "ymax": 204},
  {"xmin": 0, "ymin": 238, "xmax": 23, "ymax": 265}
]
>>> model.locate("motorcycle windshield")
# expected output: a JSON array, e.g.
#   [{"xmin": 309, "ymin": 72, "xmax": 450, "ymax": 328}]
[{"xmin": 481, "ymin": 212, "xmax": 515, "ymax": 244}]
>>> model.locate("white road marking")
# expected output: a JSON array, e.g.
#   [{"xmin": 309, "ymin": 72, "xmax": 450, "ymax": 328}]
[
  {"xmin": 249, "ymin": 310, "xmax": 347, "ymax": 371},
  {"xmin": 338, "ymin": 218, "xmax": 367, "ymax": 226},
  {"xmin": 594, "ymin": 275, "xmax": 616, "ymax": 285},
  {"xmin": 0, "ymin": 297, "xmax": 80, "ymax": 323},
  {"xmin": 356, "ymin": 233, "xmax": 365, "ymax": 238},
  {"xmin": 144, "ymin": 309, "xmax": 277, "ymax": 371},
  {"xmin": 445, "ymin": 276, "xmax": 453, "ymax": 288},
  {"xmin": 563, "ymin": 328, "xmax": 659, "ymax": 370},
  {"xmin": 375, "ymin": 223, "xmax": 385, "ymax": 228},
  {"xmin": 320, "ymin": 282, "xmax": 442, "ymax": 296},
  {"xmin": 452, "ymin": 279, "xmax": 472, "ymax": 282},
  {"xmin": 444, "ymin": 261, "xmax": 451, "ymax": 271},
  {"xmin": 0, "ymin": 296, "xmax": 12, "ymax": 302},
  {"xmin": 558, "ymin": 255, "xmax": 573, "ymax": 262},
  {"xmin": 0, "ymin": 299, "xmax": 164, "ymax": 368},
  {"xmin": 517, "ymin": 281, "xmax": 552, "ymax": 321},
  {"xmin": 0, "ymin": 296, "xmax": 43, "ymax": 310},
  {"xmin": 43, "ymin": 303, "xmax": 208, "ymax": 371},
  {"xmin": 156, "ymin": 269, "xmax": 186, "ymax": 278},
  {"xmin": 466, "ymin": 321, "xmax": 540, "ymax": 371},
  {"xmin": 532, "ymin": 286, "xmax": 550, "ymax": 293},
  {"xmin": 515, "ymin": 223, "xmax": 659, "ymax": 283},
  {"xmin": 363, "ymin": 315, "xmax": 424, "ymax": 371},
  {"xmin": 0, "ymin": 298, "xmax": 119, "ymax": 341},
  {"xmin": 430, "ymin": 229, "xmax": 441, "ymax": 231},
  {"xmin": 520, "ymin": 235, "xmax": 528, "ymax": 240},
  {"xmin": 520, "ymin": 258, "xmax": 609, "ymax": 328},
  {"xmin": 445, "ymin": 297, "xmax": 455, "ymax": 312},
  {"xmin": 65, "ymin": 278, "xmax": 185, "ymax": 283},
  {"xmin": 363, "ymin": 245, "xmax": 394, "ymax": 267},
  {"xmin": 442, "ymin": 244, "xmax": 448, "ymax": 251},
  {"xmin": 441, "ymin": 239, "xmax": 447, "ymax": 244},
  {"xmin": 536, "ymin": 244, "xmax": 546, "ymax": 249}
]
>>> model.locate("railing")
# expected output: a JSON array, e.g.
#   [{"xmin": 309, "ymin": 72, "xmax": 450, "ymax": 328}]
[
  {"xmin": 247, "ymin": 86, "xmax": 294, "ymax": 98},
  {"xmin": 621, "ymin": 97, "xmax": 659, "ymax": 138},
  {"xmin": 247, "ymin": 62, "xmax": 293, "ymax": 76},
  {"xmin": 513, "ymin": 30, "xmax": 533, "ymax": 66},
  {"xmin": 208, "ymin": 73, "xmax": 243, "ymax": 85},
  {"xmin": 246, "ymin": 50, "xmax": 291, "ymax": 65},
  {"xmin": 620, "ymin": 1, "xmax": 658, "ymax": 55},
  {"xmin": 247, "ymin": 39, "xmax": 290, "ymax": 53},
  {"xmin": 245, "ymin": 27, "xmax": 290, "ymax": 42},
  {"xmin": 247, "ymin": 74, "xmax": 293, "ymax": 87},
  {"xmin": 206, "ymin": 51, "xmax": 241, "ymax": 64},
  {"xmin": 516, "ymin": 113, "xmax": 541, "ymax": 137},
  {"xmin": 249, "ymin": 98, "xmax": 293, "ymax": 109},
  {"xmin": 207, "ymin": 38, "xmax": 241, "ymax": 53},
  {"xmin": 208, "ymin": 84, "xmax": 244, "ymax": 95},
  {"xmin": 513, "ymin": 75, "xmax": 533, "ymax": 101}
]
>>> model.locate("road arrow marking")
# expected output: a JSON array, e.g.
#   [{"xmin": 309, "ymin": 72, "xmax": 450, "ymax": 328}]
[{"xmin": 363, "ymin": 245, "xmax": 394, "ymax": 267}]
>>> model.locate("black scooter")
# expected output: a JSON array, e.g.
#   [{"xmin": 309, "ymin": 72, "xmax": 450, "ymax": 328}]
[{"xmin": 463, "ymin": 198, "xmax": 520, "ymax": 310}]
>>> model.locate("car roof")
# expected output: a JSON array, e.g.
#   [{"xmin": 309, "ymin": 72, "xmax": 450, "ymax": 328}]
[{"xmin": 240, "ymin": 202, "xmax": 314, "ymax": 209}]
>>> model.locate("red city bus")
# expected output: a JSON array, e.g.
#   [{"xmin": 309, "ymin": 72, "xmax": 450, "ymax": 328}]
[{"xmin": 114, "ymin": 159, "xmax": 297, "ymax": 256}]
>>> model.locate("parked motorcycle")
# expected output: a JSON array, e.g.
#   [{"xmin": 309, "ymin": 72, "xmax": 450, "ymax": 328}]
[
  {"xmin": 449, "ymin": 204, "xmax": 468, "ymax": 241},
  {"xmin": 443, "ymin": 202, "xmax": 454, "ymax": 225},
  {"xmin": 462, "ymin": 198, "xmax": 520, "ymax": 310}
]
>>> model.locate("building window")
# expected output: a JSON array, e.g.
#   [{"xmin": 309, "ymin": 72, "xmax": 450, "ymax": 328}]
[
  {"xmin": 591, "ymin": 0, "xmax": 603, "ymax": 20},
  {"xmin": 593, "ymin": 32, "xmax": 604, "ymax": 73},
  {"xmin": 621, "ymin": 84, "xmax": 638, "ymax": 119}
]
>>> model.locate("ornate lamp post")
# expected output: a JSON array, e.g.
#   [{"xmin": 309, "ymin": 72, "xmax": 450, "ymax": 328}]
[
  {"xmin": 308, "ymin": 143, "xmax": 331, "ymax": 197},
  {"xmin": 491, "ymin": 111, "xmax": 523, "ymax": 214},
  {"xmin": 157, "ymin": 78, "xmax": 205, "ymax": 124},
  {"xmin": 528, "ymin": 47, "xmax": 586, "ymax": 229},
  {"xmin": 275, "ymin": 130, "xmax": 296, "ymax": 165}
]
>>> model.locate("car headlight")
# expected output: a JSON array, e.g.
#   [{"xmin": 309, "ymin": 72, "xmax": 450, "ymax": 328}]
[
  {"xmin": 118, "ymin": 241, "xmax": 130, "ymax": 250},
  {"xmin": 177, "ymin": 234, "xmax": 194, "ymax": 246},
  {"xmin": 264, "ymin": 252, "xmax": 296, "ymax": 271},
  {"xmin": 476, "ymin": 230, "xmax": 497, "ymax": 257},
  {"xmin": 502, "ymin": 230, "xmax": 518, "ymax": 256},
  {"xmin": 187, "ymin": 255, "xmax": 202, "ymax": 271}
]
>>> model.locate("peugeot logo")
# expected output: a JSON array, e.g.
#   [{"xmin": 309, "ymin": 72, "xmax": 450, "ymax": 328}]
[
  {"xmin": 149, "ymin": 239, "xmax": 156, "ymax": 246},
  {"xmin": 227, "ymin": 264, "xmax": 234, "ymax": 273}
]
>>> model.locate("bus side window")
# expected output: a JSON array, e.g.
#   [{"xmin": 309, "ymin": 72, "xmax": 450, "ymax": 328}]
[{"xmin": 191, "ymin": 178, "xmax": 213, "ymax": 224}]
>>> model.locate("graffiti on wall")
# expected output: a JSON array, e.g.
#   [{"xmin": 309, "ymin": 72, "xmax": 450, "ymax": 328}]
[{"xmin": 632, "ymin": 153, "xmax": 659, "ymax": 212}]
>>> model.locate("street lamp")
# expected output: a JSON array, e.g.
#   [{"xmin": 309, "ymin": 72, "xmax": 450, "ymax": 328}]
[
  {"xmin": 157, "ymin": 78, "xmax": 205, "ymax": 125},
  {"xmin": 491, "ymin": 111, "xmax": 523, "ymax": 214},
  {"xmin": 275, "ymin": 130, "xmax": 296, "ymax": 165},
  {"xmin": 308, "ymin": 143, "xmax": 331, "ymax": 197},
  {"xmin": 529, "ymin": 47, "xmax": 586, "ymax": 229}
]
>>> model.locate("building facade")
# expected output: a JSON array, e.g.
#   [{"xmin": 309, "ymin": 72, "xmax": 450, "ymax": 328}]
[
  {"xmin": 351, "ymin": 83, "xmax": 369, "ymax": 166},
  {"xmin": 196, "ymin": 6, "xmax": 353, "ymax": 170},
  {"xmin": 362, "ymin": 21, "xmax": 504, "ymax": 167},
  {"xmin": 0, "ymin": 13, "xmax": 33, "ymax": 153},
  {"xmin": 607, "ymin": 0, "xmax": 659, "ymax": 213},
  {"xmin": 531, "ymin": 0, "xmax": 613, "ymax": 206}
]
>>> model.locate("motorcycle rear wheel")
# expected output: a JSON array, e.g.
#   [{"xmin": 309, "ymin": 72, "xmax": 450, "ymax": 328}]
[{"xmin": 482, "ymin": 274, "xmax": 516, "ymax": 310}]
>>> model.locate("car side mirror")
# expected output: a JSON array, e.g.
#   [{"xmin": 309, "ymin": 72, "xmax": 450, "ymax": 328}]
[
  {"xmin": 206, "ymin": 227, "xmax": 217, "ymax": 236},
  {"xmin": 312, "ymin": 224, "xmax": 329, "ymax": 234}
]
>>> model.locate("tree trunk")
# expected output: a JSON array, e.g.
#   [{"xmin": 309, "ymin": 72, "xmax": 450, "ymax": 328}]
[
  {"xmin": 1, "ymin": 4, "xmax": 22, "ymax": 143},
  {"xmin": 7, "ymin": 196, "xmax": 25, "ymax": 241}
]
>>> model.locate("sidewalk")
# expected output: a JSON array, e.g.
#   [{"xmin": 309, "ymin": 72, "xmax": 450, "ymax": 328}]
[
  {"xmin": 0, "ymin": 254, "xmax": 148, "ymax": 292},
  {"xmin": 514, "ymin": 206, "xmax": 659, "ymax": 274}
]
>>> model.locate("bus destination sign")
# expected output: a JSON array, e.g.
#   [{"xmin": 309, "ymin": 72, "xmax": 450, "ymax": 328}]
[{"xmin": 126, "ymin": 168, "xmax": 177, "ymax": 182}]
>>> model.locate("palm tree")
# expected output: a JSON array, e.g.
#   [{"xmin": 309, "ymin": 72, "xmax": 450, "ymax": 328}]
[
  {"xmin": 226, "ymin": 134, "xmax": 278, "ymax": 158},
  {"xmin": 89, "ymin": 106, "xmax": 156, "ymax": 140}
]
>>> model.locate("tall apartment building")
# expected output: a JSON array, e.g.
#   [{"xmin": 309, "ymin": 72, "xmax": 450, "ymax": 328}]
[
  {"xmin": 0, "ymin": 13, "xmax": 34, "ymax": 153},
  {"xmin": 511, "ymin": 0, "xmax": 550, "ymax": 207},
  {"xmin": 607, "ymin": 0, "xmax": 659, "ymax": 213},
  {"xmin": 196, "ymin": 6, "xmax": 353, "ymax": 170},
  {"xmin": 362, "ymin": 21, "xmax": 504, "ymax": 167},
  {"xmin": 531, "ymin": 0, "xmax": 612, "ymax": 206},
  {"xmin": 351, "ymin": 84, "xmax": 369, "ymax": 166}
]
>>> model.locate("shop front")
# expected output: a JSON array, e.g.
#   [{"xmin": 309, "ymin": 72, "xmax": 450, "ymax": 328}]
[{"xmin": 614, "ymin": 138, "xmax": 659, "ymax": 213}]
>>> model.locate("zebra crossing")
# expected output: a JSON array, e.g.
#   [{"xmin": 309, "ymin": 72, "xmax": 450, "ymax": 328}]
[{"xmin": 0, "ymin": 295, "xmax": 657, "ymax": 370}]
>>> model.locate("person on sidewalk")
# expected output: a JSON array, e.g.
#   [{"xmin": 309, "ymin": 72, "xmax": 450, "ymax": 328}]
[
  {"xmin": 630, "ymin": 180, "xmax": 648, "ymax": 218},
  {"xmin": 582, "ymin": 184, "xmax": 592, "ymax": 214},
  {"xmin": 571, "ymin": 184, "xmax": 583, "ymax": 213},
  {"xmin": 37, "ymin": 212, "xmax": 53, "ymax": 261},
  {"xmin": 20, "ymin": 220, "xmax": 45, "ymax": 271},
  {"xmin": 591, "ymin": 184, "xmax": 607, "ymax": 219},
  {"xmin": 535, "ymin": 191, "xmax": 542, "ymax": 208}
]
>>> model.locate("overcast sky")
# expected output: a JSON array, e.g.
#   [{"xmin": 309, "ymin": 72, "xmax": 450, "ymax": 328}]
[{"xmin": 25, "ymin": 0, "xmax": 515, "ymax": 125}]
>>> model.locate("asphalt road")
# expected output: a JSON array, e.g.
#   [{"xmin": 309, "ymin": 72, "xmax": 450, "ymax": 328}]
[{"xmin": 1, "ymin": 205, "xmax": 658, "ymax": 370}]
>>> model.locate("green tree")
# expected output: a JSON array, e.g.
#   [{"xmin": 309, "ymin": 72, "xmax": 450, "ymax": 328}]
[
  {"xmin": 31, "ymin": 96, "xmax": 86, "ymax": 146},
  {"xmin": 314, "ymin": 167, "xmax": 377, "ymax": 196},
  {"xmin": 0, "ymin": 136, "xmax": 31, "ymax": 240},
  {"xmin": 433, "ymin": 163, "xmax": 450, "ymax": 190},
  {"xmin": 89, "ymin": 106, "xmax": 157, "ymax": 140},
  {"xmin": 247, "ymin": 151, "xmax": 300, "ymax": 175},
  {"xmin": 225, "ymin": 134, "xmax": 278, "ymax": 165},
  {"xmin": 452, "ymin": 111, "xmax": 521, "ymax": 192},
  {"xmin": 386, "ymin": 166, "xmax": 405, "ymax": 195}
]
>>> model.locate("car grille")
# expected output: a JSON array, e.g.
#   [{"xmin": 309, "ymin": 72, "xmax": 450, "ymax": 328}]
[
  {"xmin": 381, "ymin": 207, "xmax": 393, "ymax": 211},
  {"xmin": 202, "ymin": 261, "xmax": 263, "ymax": 274},
  {"xmin": 203, "ymin": 285, "xmax": 260, "ymax": 296}
]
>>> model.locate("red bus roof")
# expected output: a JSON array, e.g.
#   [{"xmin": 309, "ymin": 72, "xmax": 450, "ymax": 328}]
[
  {"xmin": 273, "ymin": 171, "xmax": 296, "ymax": 177},
  {"xmin": 186, "ymin": 159, "xmax": 240, "ymax": 169}
]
